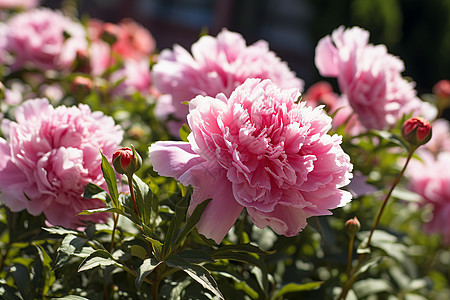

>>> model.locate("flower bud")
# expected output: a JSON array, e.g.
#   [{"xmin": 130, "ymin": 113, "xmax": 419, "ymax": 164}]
[
  {"xmin": 112, "ymin": 145, "xmax": 142, "ymax": 177},
  {"xmin": 433, "ymin": 80, "xmax": 450, "ymax": 99},
  {"xmin": 345, "ymin": 217, "xmax": 360, "ymax": 236},
  {"xmin": 402, "ymin": 117, "xmax": 432, "ymax": 148}
]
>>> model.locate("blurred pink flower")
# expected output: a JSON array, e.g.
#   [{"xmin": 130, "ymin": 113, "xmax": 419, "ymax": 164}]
[
  {"xmin": 149, "ymin": 79, "xmax": 352, "ymax": 243},
  {"xmin": 407, "ymin": 151, "xmax": 450, "ymax": 245},
  {"xmin": 421, "ymin": 118, "xmax": 450, "ymax": 154},
  {"xmin": 303, "ymin": 82, "xmax": 364, "ymax": 135},
  {"xmin": 3, "ymin": 8, "xmax": 87, "ymax": 71},
  {"xmin": 152, "ymin": 28, "xmax": 304, "ymax": 133},
  {"xmin": 0, "ymin": 0, "xmax": 38, "ymax": 9},
  {"xmin": 110, "ymin": 59, "xmax": 151, "ymax": 98},
  {"xmin": 0, "ymin": 98, "xmax": 123, "ymax": 228},
  {"xmin": 315, "ymin": 26, "xmax": 435, "ymax": 130},
  {"xmin": 86, "ymin": 18, "xmax": 155, "ymax": 76}
]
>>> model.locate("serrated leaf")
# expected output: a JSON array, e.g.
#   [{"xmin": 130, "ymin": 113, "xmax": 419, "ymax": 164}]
[
  {"xmin": 174, "ymin": 199, "xmax": 211, "ymax": 248},
  {"xmin": 10, "ymin": 263, "xmax": 33, "ymax": 300},
  {"xmin": 165, "ymin": 254, "xmax": 224, "ymax": 299},
  {"xmin": 135, "ymin": 258, "xmax": 162, "ymax": 290},
  {"xmin": 100, "ymin": 151, "xmax": 120, "ymax": 209},
  {"xmin": 271, "ymin": 282, "xmax": 323, "ymax": 300},
  {"xmin": 53, "ymin": 234, "xmax": 87, "ymax": 270},
  {"xmin": 78, "ymin": 249, "xmax": 119, "ymax": 272},
  {"xmin": 83, "ymin": 183, "xmax": 111, "ymax": 204}
]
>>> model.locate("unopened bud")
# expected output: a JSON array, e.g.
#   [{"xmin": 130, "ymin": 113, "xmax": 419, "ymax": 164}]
[
  {"xmin": 112, "ymin": 145, "xmax": 142, "ymax": 177},
  {"xmin": 402, "ymin": 117, "xmax": 432, "ymax": 148},
  {"xmin": 71, "ymin": 76, "xmax": 92, "ymax": 99},
  {"xmin": 433, "ymin": 80, "xmax": 450, "ymax": 99},
  {"xmin": 345, "ymin": 217, "xmax": 360, "ymax": 236}
]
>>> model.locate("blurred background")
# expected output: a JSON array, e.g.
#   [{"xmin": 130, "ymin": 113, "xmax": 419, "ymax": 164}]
[{"xmin": 42, "ymin": 0, "xmax": 450, "ymax": 94}]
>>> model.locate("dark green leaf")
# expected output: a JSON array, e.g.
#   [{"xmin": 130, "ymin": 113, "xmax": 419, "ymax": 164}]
[
  {"xmin": 83, "ymin": 183, "xmax": 111, "ymax": 204},
  {"xmin": 177, "ymin": 249, "xmax": 214, "ymax": 263},
  {"xmin": 51, "ymin": 296, "xmax": 91, "ymax": 300},
  {"xmin": 163, "ymin": 190, "xmax": 190, "ymax": 257},
  {"xmin": 165, "ymin": 254, "xmax": 224, "ymax": 299},
  {"xmin": 0, "ymin": 283, "xmax": 21, "ymax": 300},
  {"xmin": 53, "ymin": 234, "xmax": 87, "ymax": 270},
  {"xmin": 135, "ymin": 258, "xmax": 162, "ymax": 290},
  {"xmin": 132, "ymin": 175, "xmax": 155, "ymax": 227},
  {"xmin": 10, "ymin": 263, "xmax": 33, "ymax": 300},
  {"xmin": 271, "ymin": 282, "xmax": 323, "ymax": 300},
  {"xmin": 174, "ymin": 199, "xmax": 211, "ymax": 248},
  {"xmin": 100, "ymin": 151, "xmax": 120, "ymax": 209},
  {"xmin": 78, "ymin": 249, "xmax": 119, "ymax": 272},
  {"xmin": 43, "ymin": 226, "xmax": 80, "ymax": 236},
  {"xmin": 212, "ymin": 243, "xmax": 274, "ymax": 256},
  {"xmin": 34, "ymin": 243, "xmax": 55, "ymax": 296}
]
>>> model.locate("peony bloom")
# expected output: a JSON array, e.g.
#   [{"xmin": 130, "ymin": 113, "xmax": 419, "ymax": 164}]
[
  {"xmin": 0, "ymin": 0, "xmax": 38, "ymax": 9},
  {"xmin": 315, "ymin": 26, "xmax": 435, "ymax": 130},
  {"xmin": 3, "ymin": 8, "xmax": 87, "ymax": 71},
  {"xmin": 0, "ymin": 98, "xmax": 123, "ymax": 228},
  {"xmin": 149, "ymin": 79, "xmax": 353, "ymax": 243},
  {"xmin": 420, "ymin": 118, "xmax": 450, "ymax": 155},
  {"xmin": 406, "ymin": 151, "xmax": 450, "ymax": 245},
  {"xmin": 152, "ymin": 28, "xmax": 304, "ymax": 132}
]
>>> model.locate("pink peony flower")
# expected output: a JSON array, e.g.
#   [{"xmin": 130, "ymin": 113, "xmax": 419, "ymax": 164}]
[
  {"xmin": 148, "ymin": 79, "xmax": 353, "ymax": 243},
  {"xmin": 152, "ymin": 28, "xmax": 304, "ymax": 133},
  {"xmin": 3, "ymin": 8, "xmax": 87, "ymax": 71},
  {"xmin": 110, "ymin": 59, "xmax": 151, "ymax": 98},
  {"xmin": 0, "ymin": 98, "xmax": 123, "ymax": 228},
  {"xmin": 0, "ymin": 0, "xmax": 38, "ymax": 9},
  {"xmin": 315, "ymin": 26, "xmax": 434, "ymax": 130},
  {"xmin": 406, "ymin": 151, "xmax": 450, "ymax": 245},
  {"xmin": 420, "ymin": 118, "xmax": 450, "ymax": 155}
]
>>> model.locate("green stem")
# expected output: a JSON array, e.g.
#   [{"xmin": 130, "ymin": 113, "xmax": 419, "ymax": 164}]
[
  {"xmin": 109, "ymin": 213, "xmax": 119, "ymax": 253},
  {"xmin": 338, "ymin": 148, "xmax": 415, "ymax": 300},
  {"xmin": 128, "ymin": 174, "xmax": 138, "ymax": 215},
  {"xmin": 346, "ymin": 234, "xmax": 355, "ymax": 278}
]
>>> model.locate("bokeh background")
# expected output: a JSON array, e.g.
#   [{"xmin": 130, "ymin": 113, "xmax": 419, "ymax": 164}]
[{"xmin": 42, "ymin": 0, "xmax": 450, "ymax": 111}]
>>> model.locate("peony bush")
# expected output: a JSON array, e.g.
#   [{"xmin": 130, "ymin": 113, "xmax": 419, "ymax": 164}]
[{"xmin": 0, "ymin": 2, "xmax": 449, "ymax": 300}]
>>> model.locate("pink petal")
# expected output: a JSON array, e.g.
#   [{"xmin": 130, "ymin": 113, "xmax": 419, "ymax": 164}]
[{"xmin": 315, "ymin": 36, "xmax": 339, "ymax": 77}]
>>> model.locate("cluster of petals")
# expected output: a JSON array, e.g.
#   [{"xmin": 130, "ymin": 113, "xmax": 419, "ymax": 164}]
[
  {"xmin": 1, "ymin": 8, "xmax": 87, "ymax": 71},
  {"xmin": 151, "ymin": 28, "xmax": 304, "ymax": 132},
  {"xmin": 0, "ymin": 98, "xmax": 123, "ymax": 228},
  {"xmin": 149, "ymin": 78, "xmax": 353, "ymax": 243},
  {"xmin": 315, "ymin": 26, "xmax": 434, "ymax": 130}
]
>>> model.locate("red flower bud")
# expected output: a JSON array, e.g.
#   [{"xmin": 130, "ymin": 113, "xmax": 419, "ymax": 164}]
[
  {"xmin": 345, "ymin": 217, "xmax": 360, "ymax": 236},
  {"xmin": 402, "ymin": 117, "xmax": 432, "ymax": 148},
  {"xmin": 112, "ymin": 145, "xmax": 142, "ymax": 177}
]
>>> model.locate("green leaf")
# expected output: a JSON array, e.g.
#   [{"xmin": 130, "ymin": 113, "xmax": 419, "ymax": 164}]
[
  {"xmin": 135, "ymin": 258, "xmax": 162, "ymax": 290},
  {"xmin": 34, "ymin": 243, "xmax": 55, "ymax": 296},
  {"xmin": 43, "ymin": 226, "xmax": 80, "ymax": 236},
  {"xmin": 271, "ymin": 282, "xmax": 323, "ymax": 300},
  {"xmin": 163, "ymin": 190, "xmax": 190, "ymax": 257},
  {"xmin": 77, "ymin": 207, "xmax": 124, "ymax": 216},
  {"xmin": 10, "ymin": 263, "xmax": 33, "ymax": 300},
  {"xmin": 145, "ymin": 236, "xmax": 163, "ymax": 259},
  {"xmin": 83, "ymin": 183, "xmax": 111, "ymax": 204},
  {"xmin": 0, "ymin": 282, "xmax": 21, "ymax": 300},
  {"xmin": 179, "ymin": 124, "xmax": 191, "ymax": 142},
  {"xmin": 132, "ymin": 175, "xmax": 156, "ymax": 227},
  {"xmin": 100, "ymin": 151, "xmax": 120, "ymax": 209},
  {"xmin": 212, "ymin": 243, "xmax": 274, "ymax": 256},
  {"xmin": 353, "ymin": 279, "xmax": 393, "ymax": 298},
  {"xmin": 78, "ymin": 249, "xmax": 119, "ymax": 272},
  {"xmin": 51, "ymin": 296, "xmax": 91, "ymax": 300},
  {"xmin": 351, "ymin": 257, "xmax": 384, "ymax": 280},
  {"xmin": 174, "ymin": 199, "xmax": 211, "ymax": 248},
  {"xmin": 177, "ymin": 249, "xmax": 214, "ymax": 263},
  {"xmin": 165, "ymin": 254, "xmax": 224, "ymax": 299},
  {"xmin": 53, "ymin": 234, "xmax": 87, "ymax": 270}
]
